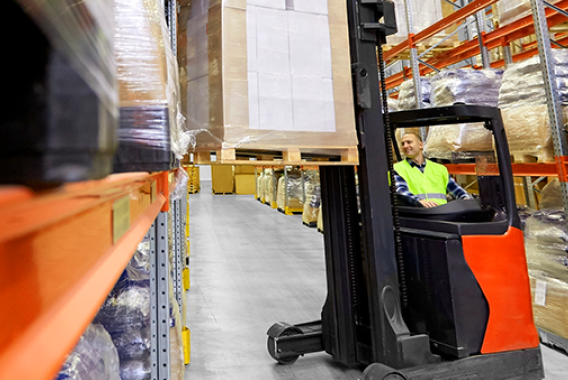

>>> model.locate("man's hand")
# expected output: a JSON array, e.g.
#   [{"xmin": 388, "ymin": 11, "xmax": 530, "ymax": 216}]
[{"xmin": 420, "ymin": 200, "xmax": 439, "ymax": 208}]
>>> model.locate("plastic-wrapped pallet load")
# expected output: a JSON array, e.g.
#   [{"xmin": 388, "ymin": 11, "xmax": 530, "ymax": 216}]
[
  {"xmin": 425, "ymin": 69, "xmax": 503, "ymax": 159},
  {"xmin": 276, "ymin": 168, "xmax": 304, "ymax": 213},
  {"xmin": 395, "ymin": 78, "xmax": 432, "ymax": 144},
  {"xmin": 3, "ymin": 0, "xmax": 117, "ymax": 186},
  {"xmin": 265, "ymin": 169, "xmax": 281, "ymax": 207},
  {"xmin": 387, "ymin": 0, "xmax": 444, "ymax": 45},
  {"xmin": 113, "ymin": 0, "xmax": 189, "ymax": 172},
  {"xmin": 183, "ymin": 0, "xmax": 357, "ymax": 154},
  {"xmin": 95, "ymin": 236, "xmax": 152, "ymax": 380},
  {"xmin": 56, "ymin": 324, "xmax": 120, "ymax": 380},
  {"xmin": 498, "ymin": 51, "xmax": 568, "ymax": 161},
  {"xmin": 498, "ymin": 0, "xmax": 563, "ymax": 26},
  {"xmin": 302, "ymin": 169, "xmax": 321, "ymax": 226},
  {"xmin": 524, "ymin": 208, "xmax": 568, "ymax": 341},
  {"xmin": 257, "ymin": 169, "xmax": 267, "ymax": 201},
  {"xmin": 524, "ymin": 208, "xmax": 568, "ymax": 281}
]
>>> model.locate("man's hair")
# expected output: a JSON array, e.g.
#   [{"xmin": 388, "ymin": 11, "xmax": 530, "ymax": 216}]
[{"xmin": 402, "ymin": 131, "xmax": 422, "ymax": 142}]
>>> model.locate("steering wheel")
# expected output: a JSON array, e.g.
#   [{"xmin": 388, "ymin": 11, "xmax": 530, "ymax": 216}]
[{"xmin": 395, "ymin": 193, "xmax": 424, "ymax": 207}]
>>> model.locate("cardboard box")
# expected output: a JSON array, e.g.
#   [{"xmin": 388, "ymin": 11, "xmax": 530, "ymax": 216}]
[
  {"xmin": 211, "ymin": 165, "xmax": 233, "ymax": 194},
  {"xmin": 182, "ymin": 0, "xmax": 357, "ymax": 151},
  {"xmin": 530, "ymin": 275, "xmax": 568, "ymax": 339},
  {"xmin": 235, "ymin": 174, "xmax": 256, "ymax": 195}
]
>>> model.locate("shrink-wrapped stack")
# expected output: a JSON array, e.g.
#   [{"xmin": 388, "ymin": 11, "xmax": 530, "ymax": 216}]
[
  {"xmin": 182, "ymin": 0, "xmax": 357, "ymax": 153},
  {"xmin": 95, "ymin": 236, "xmax": 152, "ymax": 380},
  {"xmin": 424, "ymin": 69, "xmax": 503, "ymax": 159},
  {"xmin": 387, "ymin": 0, "xmax": 444, "ymax": 45},
  {"xmin": 395, "ymin": 78, "xmax": 432, "ymax": 144},
  {"xmin": 302, "ymin": 169, "xmax": 321, "ymax": 226},
  {"xmin": 498, "ymin": 0, "xmax": 562, "ymax": 26},
  {"xmin": 524, "ymin": 207, "xmax": 568, "ymax": 340},
  {"xmin": 56, "ymin": 324, "xmax": 120, "ymax": 380},
  {"xmin": 524, "ymin": 209, "xmax": 568, "ymax": 281},
  {"xmin": 4, "ymin": 0, "xmax": 117, "ymax": 185},
  {"xmin": 114, "ymin": 0, "xmax": 189, "ymax": 172},
  {"xmin": 276, "ymin": 168, "xmax": 304, "ymax": 213},
  {"xmin": 498, "ymin": 51, "xmax": 568, "ymax": 160}
]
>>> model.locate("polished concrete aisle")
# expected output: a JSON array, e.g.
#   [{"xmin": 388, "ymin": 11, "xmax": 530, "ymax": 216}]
[{"xmin": 186, "ymin": 181, "xmax": 568, "ymax": 380}]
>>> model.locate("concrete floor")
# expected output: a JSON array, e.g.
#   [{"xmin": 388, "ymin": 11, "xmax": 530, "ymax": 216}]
[{"xmin": 186, "ymin": 181, "xmax": 568, "ymax": 379}]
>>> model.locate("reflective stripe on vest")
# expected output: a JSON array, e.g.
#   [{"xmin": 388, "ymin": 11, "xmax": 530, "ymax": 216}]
[
  {"xmin": 394, "ymin": 159, "xmax": 449, "ymax": 205},
  {"xmin": 415, "ymin": 193, "xmax": 447, "ymax": 200}
]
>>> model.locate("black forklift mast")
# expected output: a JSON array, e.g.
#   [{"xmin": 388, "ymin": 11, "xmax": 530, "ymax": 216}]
[{"xmin": 320, "ymin": 0, "xmax": 437, "ymax": 368}]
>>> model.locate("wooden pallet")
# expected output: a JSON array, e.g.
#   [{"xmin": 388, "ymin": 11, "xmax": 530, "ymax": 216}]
[
  {"xmin": 511, "ymin": 149, "xmax": 555, "ymax": 164},
  {"xmin": 187, "ymin": 147, "xmax": 358, "ymax": 166}
]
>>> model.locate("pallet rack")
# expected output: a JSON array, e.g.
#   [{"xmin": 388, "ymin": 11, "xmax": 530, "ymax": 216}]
[
  {"xmin": 0, "ymin": 0, "xmax": 192, "ymax": 378},
  {"xmin": 386, "ymin": 0, "xmax": 568, "ymax": 350}
]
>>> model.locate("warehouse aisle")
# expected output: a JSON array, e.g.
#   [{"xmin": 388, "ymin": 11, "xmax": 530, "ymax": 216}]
[{"xmin": 186, "ymin": 181, "xmax": 568, "ymax": 380}]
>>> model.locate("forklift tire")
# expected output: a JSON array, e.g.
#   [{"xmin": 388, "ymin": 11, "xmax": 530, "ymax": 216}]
[
  {"xmin": 266, "ymin": 323, "xmax": 302, "ymax": 365},
  {"xmin": 364, "ymin": 363, "xmax": 408, "ymax": 380}
]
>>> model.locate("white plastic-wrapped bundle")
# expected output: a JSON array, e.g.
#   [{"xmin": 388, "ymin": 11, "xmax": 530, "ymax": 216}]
[
  {"xmin": 498, "ymin": 51, "xmax": 568, "ymax": 159},
  {"xmin": 302, "ymin": 169, "xmax": 321, "ymax": 225},
  {"xmin": 395, "ymin": 78, "xmax": 432, "ymax": 145},
  {"xmin": 276, "ymin": 168, "xmax": 304, "ymax": 212},
  {"xmin": 114, "ymin": 0, "xmax": 189, "ymax": 172},
  {"xmin": 95, "ymin": 235, "xmax": 153, "ymax": 380},
  {"xmin": 398, "ymin": 78, "xmax": 432, "ymax": 110},
  {"xmin": 498, "ymin": 0, "xmax": 563, "ymax": 26},
  {"xmin": 425, "ymin": 69, "xmax": 503, "ymax": 159},
  {"xmin": 524, "ymin": 209, "xmax": 568, "ymax": 282},
  {"xmin": 56, "ymin": 324, "xmax": 120, "ymax": 380}
]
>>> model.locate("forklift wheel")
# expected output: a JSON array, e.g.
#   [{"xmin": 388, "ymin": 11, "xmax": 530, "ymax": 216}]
[
  {"xmin": 364, "ymin": 363, "xmax": 408, "ymax": 380},
  {"xmin": 266, "ymin": 323, "xmax": 302, "ymax": 365}
]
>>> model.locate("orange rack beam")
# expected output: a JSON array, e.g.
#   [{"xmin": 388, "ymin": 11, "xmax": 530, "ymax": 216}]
[
  {"xmin": 385, "ymin": 0, "xmax": 568, "ymax": 90},
  {"xmin": 446, "ymin": 163, "xmax": 560, "ymax": 176},
  {"xmin": 384, "ymin": 0, "xmax": 500, "ymax": 61},
  {"xmin": 0, "ymin": 172, "xmax": 170, "ymax": 380}
]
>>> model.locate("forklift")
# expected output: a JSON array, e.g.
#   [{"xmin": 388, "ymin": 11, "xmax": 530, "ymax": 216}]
[{"xmin": 266, "ymin": 1, "xmax": 544, "ymax": 379}]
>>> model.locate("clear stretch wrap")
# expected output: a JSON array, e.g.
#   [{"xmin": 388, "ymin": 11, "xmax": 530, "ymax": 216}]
[
  {"xmin": 56, "ymin": 324, "xmax": 120, "ymax": 380},
  {"xmin": 276, "ymin": 168, "xmax": 305, "ymax": 211},
  {"xmin": 182, "ymin": 0, "xmax": 357, "ymax": 152},
  {"xmin": 95, "ymin": 235, "xmax": 153, "ymax": 380},
  {"xmin": 15, "ymin": 0, "xmax": 116, "ymax": 116},
  {"xmin": 424, "ymin": 69, "xmax": 503, "ymax": 159},
  {"xmin": 115, "ymin": 0, "xmax": 189, "ymax": 159},
  {"xmin": 524, "ymin": 209, "xmax": 568, "ymax": 282},
  {"xmin": 257, "ymin": 169, "xmax": 267, "ymax": 200},
  {"xmin": 302, "ymin": 169, "xmax": 321, "ymax": 225},
  {"xmin": 395, "ymin": 78, "xmax": 432, "ymax": 144},
  {"xmin": 498, "ymin": 51, "xmax": 568, "ymax": 158},
  {"xmin": 498, "ymin": 0, "xmax": 562, "ymax": 26},
  {"xmin": 387, "ymin": 0, "xmax": 444, "ymax": 45},
  {"xmin": 529, "ymin": 270, "xmax": 568, "ymax": 339},
  {"xmin": 540, "ymin": 179, "xmax": 563, "ymax": 210},
  {"xmin": 388, "ymin": 98, "xmax": 400, "ymax": 112}
]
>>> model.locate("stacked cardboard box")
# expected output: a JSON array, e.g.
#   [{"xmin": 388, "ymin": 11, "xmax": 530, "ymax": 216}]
[{"xmin": 182, "ymin": 0, "xmax": 357, "ymax": 152}]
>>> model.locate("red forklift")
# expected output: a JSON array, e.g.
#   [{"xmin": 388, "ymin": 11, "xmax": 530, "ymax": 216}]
[{"xmin": 267, "ymin": 1, "xmax": 544, "ymax": 379}]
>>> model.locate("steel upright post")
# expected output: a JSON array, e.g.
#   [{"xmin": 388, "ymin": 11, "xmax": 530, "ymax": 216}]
[{"xmin": 530, "ymin": 0, "xmax": 568, "ymax": 221}]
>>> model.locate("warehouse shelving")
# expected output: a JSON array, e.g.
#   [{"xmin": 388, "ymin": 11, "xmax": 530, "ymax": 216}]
[
  {"xmin": 0, "ymin": 172, "xmax": 172, "ymax": 380},
  {"xmin": 385, "ymin": 0, "xmax": 568, "ymax": 210}
]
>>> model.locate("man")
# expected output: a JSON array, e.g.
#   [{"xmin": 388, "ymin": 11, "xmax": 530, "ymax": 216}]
[{"xmin": 394, "ymin": 131, "xmax": 470, "ymax": 208}]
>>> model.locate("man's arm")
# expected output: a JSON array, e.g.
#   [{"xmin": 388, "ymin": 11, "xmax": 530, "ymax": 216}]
[{"xmin": 447, "ymin": 176, "xmax": 471, "ymax": 199}]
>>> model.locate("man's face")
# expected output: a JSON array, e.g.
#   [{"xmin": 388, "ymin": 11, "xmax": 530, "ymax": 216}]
[{"xmin": 401, "ymin": 133, "xmax": 423, "ymax": 158}]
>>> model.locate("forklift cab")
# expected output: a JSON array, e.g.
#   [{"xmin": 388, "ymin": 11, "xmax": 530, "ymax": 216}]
[{"xmin": 389, "ymin": 106, "xmax": 537, "ymax": 360}]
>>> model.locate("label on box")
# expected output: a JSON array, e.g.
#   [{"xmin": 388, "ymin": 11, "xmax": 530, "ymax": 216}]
[
  {"xmin": 535, "ymin": 280, "xmax": 547, "ymax": 307},
  {"xmin": 113, "ymin": 196, "xmax": 131, "ymax": 243}
]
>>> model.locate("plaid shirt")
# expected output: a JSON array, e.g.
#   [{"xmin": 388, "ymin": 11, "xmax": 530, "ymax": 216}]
[{"xmin": 394, "ymin": 158, "xmax": 470, "ymax": 202}]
